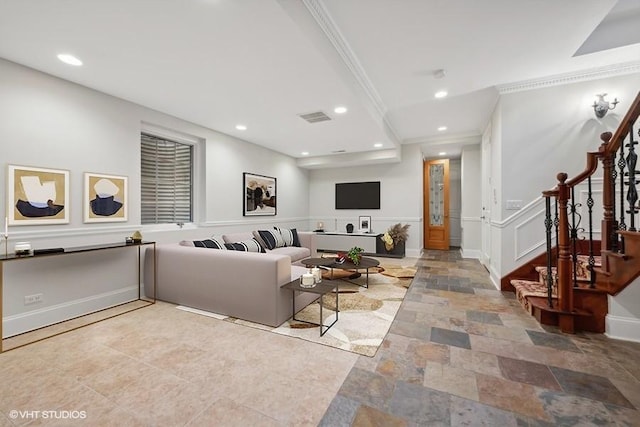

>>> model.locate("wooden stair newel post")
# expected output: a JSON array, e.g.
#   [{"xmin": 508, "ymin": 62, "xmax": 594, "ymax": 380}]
[
  {"xmin": 556, "ymin": 172, "xmax": 575, "ymax": 333},
  {"xmin": 600, "ymin": 132, "xmax": 616, "ymax": 269}
]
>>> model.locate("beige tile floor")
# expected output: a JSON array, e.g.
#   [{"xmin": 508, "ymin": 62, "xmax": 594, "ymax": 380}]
[
  {"xmin": 6, "ymin": 251, "xmax": 638, "ymax": 426},
  {"xmin": 0, "ymin": 300, "xmax": 358, "ymax": 426}
]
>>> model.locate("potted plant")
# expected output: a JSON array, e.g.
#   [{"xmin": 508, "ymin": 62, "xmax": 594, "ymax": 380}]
[
  {"xmin": 379, "ymin": 223, "xmax": 410, "ymax": 256},
  {"xmin": 347, "ymin": 246, "xmax": 364, "ymax": 265},
  {"xmin": 337, "ymin": 246, "xmax": 364, "ymax": 265}
]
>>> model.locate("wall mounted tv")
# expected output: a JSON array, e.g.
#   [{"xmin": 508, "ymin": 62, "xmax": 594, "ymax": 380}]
[{"xmin": 335, "ymin": 181, "xmax": 381, "ymax": 209}]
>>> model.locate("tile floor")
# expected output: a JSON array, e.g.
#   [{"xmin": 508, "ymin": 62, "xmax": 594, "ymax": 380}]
[
  {"xmin": 0, "ymin": 301, "xmax": 358, "ymax": 426},
  {"xmin": 320, "ymin": 250, "xmax": 640, "ymax": 426},
  {"xmin": 1, "ymin": 249, "xmax": 639, "ymax": 426}
]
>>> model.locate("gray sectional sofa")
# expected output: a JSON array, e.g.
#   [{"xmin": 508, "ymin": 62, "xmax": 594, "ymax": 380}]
[{"xmin": 143, "ymin": 230, "xmax": 319, "ymax": 327}]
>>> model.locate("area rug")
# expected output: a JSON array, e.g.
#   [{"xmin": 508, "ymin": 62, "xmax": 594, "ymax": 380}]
[{"xmin": 177, "ymin": 265, "xmax": 414, "ymax": 357}]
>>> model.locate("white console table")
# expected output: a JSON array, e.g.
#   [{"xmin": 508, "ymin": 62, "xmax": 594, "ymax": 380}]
[{"xmin": 315, "ymin": 232, "xmax": 381, "ymax": 254}]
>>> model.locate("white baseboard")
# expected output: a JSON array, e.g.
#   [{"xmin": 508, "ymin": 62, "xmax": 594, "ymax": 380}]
[
  {"xmin": 605, "ymin": 315, "xmax": 640, "ymax": 343},
  {"xmin": 3, "ymin": 286, "xmax": 139, "ymax": 338},
  {"xmin": 461, "ymin": 249, "xmax": 481, "ymax": 259},
  {"xmin": 406, "ymin": 248, "xmax": 421, "ymax": 258},
  {"xmin": 489, "ymin": 265, "xmax": 501, "ymax": 290}
]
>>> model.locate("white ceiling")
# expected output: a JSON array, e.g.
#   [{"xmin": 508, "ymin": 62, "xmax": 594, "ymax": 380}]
[{"xmin": 0, "ymin": 0, "xmax": 639, "ymax": 166}]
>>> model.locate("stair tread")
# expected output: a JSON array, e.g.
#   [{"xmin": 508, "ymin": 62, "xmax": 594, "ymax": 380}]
[
  {"xmin": 510, "ymin": 278, "xmax": 557, "ymax": 316},
  {"xmin": 527, "ymin": 296, "xmax": 593, "ymax": 317},
  {"xmin": 533, "ymin": 255, "xmax": 601, "ymax": 283}
]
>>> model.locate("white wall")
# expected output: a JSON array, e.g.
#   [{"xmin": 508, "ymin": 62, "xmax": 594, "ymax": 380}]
[
  {"xmin": 308, "ymin": 144, "xmax": 423, "ymax": 256},
  {"xmin": 461, "ymin": 145, "xmax": 482, "ymax": 258},
  {"xmin": 0, "ymin": 58, "xmax": 309, "ymax": 336},
  {"xmin": 607, "ymin": 278, "xmax": 640, "ymax": 342},
  {"xmin": 499, "ymin": 73, "xmax": 640, "ymax": 220}
]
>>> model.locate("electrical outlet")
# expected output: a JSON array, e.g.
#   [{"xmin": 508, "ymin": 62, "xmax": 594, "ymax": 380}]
[
  {"xmin": 24, "ymin": 293, "xmax": 43, "ymax": 305},
  {"xmin": 506, "ymin": 200, "xmax": 523, "ymax": 210}
]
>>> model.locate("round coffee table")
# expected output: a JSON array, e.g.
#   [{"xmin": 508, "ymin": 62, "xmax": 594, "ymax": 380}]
[
  {"xmin": 302, "ymin": 256, "xmax": 379, "ymax": 288},
  {"xmin": 330, "ymin": 256, "xmax": 380, "ymax": 288}
]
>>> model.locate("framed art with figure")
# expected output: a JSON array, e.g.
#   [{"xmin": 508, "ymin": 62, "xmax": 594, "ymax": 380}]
[
  {"xmin": 359, "ymin": 215, "xmax": 371, "ymax": 233},
  {"xmin": 8, "ymin": 164, "xmax": 70, "ymax": 225},
  {"xmin": 84, "ymin": 172, "xmax": 128, "ymax": 223},
  {"xmin": 243, "ymin": 172, "xmax": 276, "ymax": 216}
]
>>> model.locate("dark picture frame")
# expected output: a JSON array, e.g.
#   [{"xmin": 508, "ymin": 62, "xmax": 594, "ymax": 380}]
[{"xmin": 243, "ymin": 172, "xmax": 276, "ymax": 216}]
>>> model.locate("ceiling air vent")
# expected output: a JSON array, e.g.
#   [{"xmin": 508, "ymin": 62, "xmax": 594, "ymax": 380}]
[{"xmin": 298, "ymin": 111, "xmax": 332, "ymax": 123}]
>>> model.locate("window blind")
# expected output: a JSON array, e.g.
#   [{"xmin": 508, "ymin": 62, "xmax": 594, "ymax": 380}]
[{"xmin": 141, "ymin": 133, "xmax": 193, "ymax": 224}]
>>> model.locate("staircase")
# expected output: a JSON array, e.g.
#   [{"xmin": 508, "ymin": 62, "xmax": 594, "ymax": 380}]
[{"xmin": 503, "ymin": 91, "xmax": 640, "ymax": 334}]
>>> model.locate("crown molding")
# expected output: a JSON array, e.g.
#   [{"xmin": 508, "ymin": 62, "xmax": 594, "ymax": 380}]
[
  {"xmin": 303, "ymin": 0, "xmax": 400, "ymax": 144},
  {"xmin": 497, "ymin": 61, "xmax": 640, "ymax": 94},
  {"xmin": 404, "ymin": 132, "xmax": 482, "ymax": 146},
  {"xmin": 296, "ymin": 147, "xmax": 401, "ymax": 169}
]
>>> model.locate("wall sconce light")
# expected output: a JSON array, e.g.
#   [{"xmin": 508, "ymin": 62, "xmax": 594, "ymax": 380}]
[{"xmin": 592, "ymin": 93, "xmax": 619, "ymax": 118}]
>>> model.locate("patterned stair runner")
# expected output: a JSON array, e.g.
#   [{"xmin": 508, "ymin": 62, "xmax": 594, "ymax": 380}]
[{"xmin": 511, "ymin": 255, "xmax": 601, "ymax": 315}]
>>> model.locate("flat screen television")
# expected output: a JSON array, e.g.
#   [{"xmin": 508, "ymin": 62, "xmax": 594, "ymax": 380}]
[{"xmin": 335, "ymin": 181, "xmax": 380, "ymax": 209}]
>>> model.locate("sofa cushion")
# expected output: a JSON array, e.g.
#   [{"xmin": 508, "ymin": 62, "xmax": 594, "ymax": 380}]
[
  {"xmin": 256, "ymin": 229, "xmax": 285, "ymax": 250},
  {"xmin": 275, "ymin": 227, "xmax": 300, "ymax": 247},
  {"xmin": 271, "ymin": 246, "xmax": 310, "ymax": 262},
  {"xmin": 224, "ymin": 238, "xmax": 265, "ymax": 253},
  {"xmin": 180, "ymin": 237, "xmax": 227, "ymax": 250},
  {"xmin": 222, "ymin": 232, "xmax": 253, "ymax": 244}
]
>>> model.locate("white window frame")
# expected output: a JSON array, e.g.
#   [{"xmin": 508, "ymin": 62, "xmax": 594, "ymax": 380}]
[{"xmin": 140, "ymin": 122, "xmax": 204, "ymax": 231}]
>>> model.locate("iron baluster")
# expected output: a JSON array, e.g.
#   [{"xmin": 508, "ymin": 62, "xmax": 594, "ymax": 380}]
[
  {"xmin": 611, "ymin": 150, "xmax": 619, "ymax": 252},
  {"xmin": 625, "ymin": 124, "xmax": 639, "ymax": 232},
  {"xmin": 544, "ymin": 196, "xmax": 554, "ymax": 308},
  {"xmin": 618, "ymin": 135, "xmax": 627, "ymax": 254},
  {"xmin": 554, "ymin": 200, "xmax": 559, "ymax": 260},
  {"xmin": 587, "ymin": 176, "xmax": 596, "ymax": 288},
  {"xmin": 569, "ymin": 187, "xmax": 582, "ymax": 288}
]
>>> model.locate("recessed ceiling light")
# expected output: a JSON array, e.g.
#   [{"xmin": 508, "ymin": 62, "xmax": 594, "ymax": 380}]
[
  {"xmin": 235, "ymin": 124, "xmax": 247, "ymax": 131},
  {"xmin": 433, "ymin": 69, "xmax": 446, "ymax": 79},
  {"xmin": 434, "ymin": 91, "xmax": 448, "ymax": 99},
  {"xmin": 373, "ymin": 143, "xmax": 383, "ymax": 148},
  {"xmin": 57, "ymin": 53, "xmax": 82, "ymax": 66},
  {"xmin": 301, "ymin": 151, "xmax": 309, "ymax": 156},
  {"xmin": 438, "ymin": 126, "xmax": 447, "ymax": 131},
  {"xmin": 439, "ymin": 152, "xmax": 447, "ymax": 156},
  {"xmin": 334, "ymin": 106, "xmax": 348, "ymax": 114}
]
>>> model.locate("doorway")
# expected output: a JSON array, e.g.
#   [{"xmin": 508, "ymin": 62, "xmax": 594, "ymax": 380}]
[
  {"xmin": 481, "ymin": 126, "xmax": 492, "ymax": 269},
  {"xmin": 423, "ymin": 159, "xmax": 450, "ymax": 250}
]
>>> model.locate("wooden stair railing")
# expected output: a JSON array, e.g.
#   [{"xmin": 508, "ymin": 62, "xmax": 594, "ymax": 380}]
[{"xmin": 541, "ymin": 90, "xmax": 640, "ymax": 333}]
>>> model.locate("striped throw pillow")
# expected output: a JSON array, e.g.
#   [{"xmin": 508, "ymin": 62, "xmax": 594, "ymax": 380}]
[
  {"xmin": 185, "ymin": 237, "xmax": 227, "ymax": 250},
  {"xmin": 275, "ymin": 227, "xmax": 300, "ymax": 247},
  {"xmin": 256, "ymin": 229, "xmax": 285, "ymax": 250},
  {"xmin": 224, "ymin": 238, "xmax": 265, "ymax": 253}
]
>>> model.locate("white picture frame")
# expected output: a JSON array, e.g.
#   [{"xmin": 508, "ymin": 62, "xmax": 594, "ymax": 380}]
[
  {"xmin": 358, "ymin": 215, "xmax": 371, "ymax": 233},
  {"xmin": 84, "ymin": 172, "xmax": 128, "ymax": 223},
  {"xmin": 8, "ymin": 164, "xmax": 70, "ymax": 225}
]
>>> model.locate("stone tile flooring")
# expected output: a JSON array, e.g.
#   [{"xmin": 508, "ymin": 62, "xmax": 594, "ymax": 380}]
[
  {"xmin": 320, "ymin": 250, "xmax": 640, "ymax": 426},
  {"xmin": 2, "ymin": 249, "xmax": 640, "ymax": 426},
  {"xmin": 0, "ymin": 301, "xmax": 358, "ymax": 426}
]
